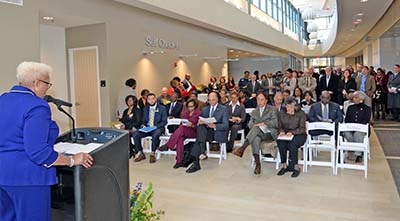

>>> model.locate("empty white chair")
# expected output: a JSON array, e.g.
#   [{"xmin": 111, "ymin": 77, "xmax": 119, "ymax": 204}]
[
  {"xmin": 336, "ymin": 123, "xmax": 370, "ymax": 178},
  {"xmin": 304, "ymin": 122, "xmax": 336, "ymax": 175}
]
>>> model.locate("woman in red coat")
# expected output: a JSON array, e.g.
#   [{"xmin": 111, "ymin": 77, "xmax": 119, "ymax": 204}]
[
  {"xmin": 157, "ymin": 99, "xmax": 200, "ymax": 168},
  {"xmin": 167, "ymin": 79, "xmax": 187, "ymax": 101}
]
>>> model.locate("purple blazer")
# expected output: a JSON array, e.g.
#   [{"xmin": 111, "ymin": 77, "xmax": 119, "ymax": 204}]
[{"xmin": 181, "ymin": 109, "xmax": 201, "ymax": 137}]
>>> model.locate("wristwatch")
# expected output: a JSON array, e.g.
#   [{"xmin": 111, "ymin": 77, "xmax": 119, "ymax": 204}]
[{"xmin": 68, "ymin": 156, "xmax": 75, "ymax": 167}]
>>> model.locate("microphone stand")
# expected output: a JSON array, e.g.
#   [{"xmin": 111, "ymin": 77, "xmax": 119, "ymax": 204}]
[{"xmin": 57, "ymin": 105, "xmax": 77, "ymax": 143}]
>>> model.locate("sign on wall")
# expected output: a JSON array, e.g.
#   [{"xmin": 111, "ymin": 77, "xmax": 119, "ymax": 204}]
[{"xmin": 145, "ymin": 36, "xmax": 180, "ymax": 50}]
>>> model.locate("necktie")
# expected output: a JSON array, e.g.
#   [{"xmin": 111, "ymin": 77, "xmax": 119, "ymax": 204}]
[
  {"xmin": 322, "ymin": 104, "xmax": 328, "ymax": 120},
  {"xmin": 306, "ymin": 77, "xmax": 309, "ymax": 88},
  {"xmin": 326, "ymin": 76, "xmax": 330, "ymax": 87},
  {"xmin": 232, "ymin": 105, "xmax": 235, "ymax": 114},
  {"xmin": 149, "ymin": 108, "xmax": 155, "ymax": 127},
  {"xmin": 252, "ymin": 82, "xmax": 255, "ymax": 93},
  {"xmin": 210, "ymin": 106, "xmax": 215, "ymax": 117},
  {"xmin": 169, "ymin": 102, "xmax": 175, "ymax": 115}
]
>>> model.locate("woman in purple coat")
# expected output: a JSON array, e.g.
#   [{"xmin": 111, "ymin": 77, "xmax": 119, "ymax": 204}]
[{"xmin": 157, "ymin": 99, "xmax": 201, "ymax": 168}]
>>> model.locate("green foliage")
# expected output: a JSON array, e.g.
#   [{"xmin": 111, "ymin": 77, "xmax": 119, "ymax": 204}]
[{"xmin": 130, "ymin": 182, "xmax": 165, "ymax": 221}]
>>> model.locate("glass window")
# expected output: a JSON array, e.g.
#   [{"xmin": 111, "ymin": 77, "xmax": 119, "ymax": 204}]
[
  {"xmin": 260, "ymin": 0, "xmax": 266, "ymax": 12},
  {"xmin": 267, "ymin": 0, "xmax": 272, "ymax": 16},
  {"xmin": 252, "ymin": 0, "xmax": 260, "ymax": 8}
]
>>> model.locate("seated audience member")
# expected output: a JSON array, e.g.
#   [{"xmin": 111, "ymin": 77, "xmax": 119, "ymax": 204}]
[
  {"xmin": 282, "ymin": 89, "xmax": 291, "ymax": 101},
  {"xmin": 181, "ymin": 73, "xmax": 196, "ymax": 99},
  {"xmin": 168, "ymin": 79, "xmax": 186, "ymax": 101},
  {"xmin": 343, "ymin": 91, "xmax": 371, "ymax": 162},
  {"xmin": 343, "ymin": 89, "xmax": 356, "ymax": 115},
  {"xmin": 307, "ymin": 91, "xmax": 343, "ymax": 136},
  {"xmin": 238, "ymin": 90, "xmax": 248, "ymax": 105},
  {"xmin": 157, "ymin": 87, "xmax": 171, "ymax": 107},
  {"xmin": 300, "ymin": 91, "xmax": 315, "ymax": 114},
  {"xmin": 226, "ymin": 92, "xmax": 246, "ymax": 152},
  {"xmin": 120, "ymin": 95, "xmax": 142, "ymax": 158},
  {"xmin": 294, "ymin": 87, "xmax": 303, "ymax": 104},
  {"xmin": 246, "ymin": 74, "xmax": 262, "ymax": 99},
  {"xmin": 298, "ymin": 68, "xmax": 317, "ymax": 99},
  {"xmin": 219, "ymin": 89, "xmax": 230, "ymax": 105},
  {"xmin": 271, "ymin": 92, "xmax": 286, "ymax": 112},
  {"xmin": 217, "ymin": 76, "xmax": 229, "ymax": 91},
  {"xmin": 185, "ymin": 92, "xmax": 229, "ymax": 173},
  {"xmin": 158, "ymin": 99, "xmax": 201, "ymax": 168},
  {"xmin": 208, "ymin": 76, "xmax": 219, "ymax": 92},
  {"xmin": 138, "ymin": 89, "xmax": 149, "ymax": 112},
  {"xmin": 233, "ymin": 92, "xmax": 278, "ymax": 175},
  {"xmin": 167, "ymin": 93, "xmax": 183, "ymax": 118},
  {"xmin": 181, "ymin": 91, "xmax": 206, "ymax": 115},
  {"xmin": 276, "ymin": 96, "xmax": 307, "ymax": 178},
  {"xmin": 133, "ymin": 93, "xmax": 167, "ymax": 163},
  {"xmin": 116, "ymin": 78, "xmax": 136, "ymax": 120}
]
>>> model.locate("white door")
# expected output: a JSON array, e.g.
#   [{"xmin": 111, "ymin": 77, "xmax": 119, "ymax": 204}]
[{"xmin": 69, "ymin": 46, "xmax": 101, "ymax": 127}]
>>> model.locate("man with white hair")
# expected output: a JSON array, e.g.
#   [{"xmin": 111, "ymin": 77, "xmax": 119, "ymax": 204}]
[{"xmin": 343, "ymin": 91, "xmax": 371, "ymax": 162}]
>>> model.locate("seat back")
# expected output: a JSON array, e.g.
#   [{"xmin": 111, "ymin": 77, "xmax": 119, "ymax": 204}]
[
  {"xmin": 164, "ymin": 118, "xmax": 185, "ymax": 136},
  {"xmin": 338, "ymin": 123, "xmax": 369, "ymax": 145},
  {"xmin": 306, "ymin": 122, "xmax": 336, "ymax": 147},
  {"xmin": 245, "ymin": 108, "xmax": 255, "ymax": 114}
]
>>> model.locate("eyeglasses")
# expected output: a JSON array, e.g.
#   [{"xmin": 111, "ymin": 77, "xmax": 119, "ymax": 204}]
[{"xmin": 38, "ymin": 79, "xmax": 53, "ymax": 88}]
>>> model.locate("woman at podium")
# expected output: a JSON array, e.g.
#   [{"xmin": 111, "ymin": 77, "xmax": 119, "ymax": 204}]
[{"xmin": 0, "ymin": 62, "xmax": 93, "ymax": 221}]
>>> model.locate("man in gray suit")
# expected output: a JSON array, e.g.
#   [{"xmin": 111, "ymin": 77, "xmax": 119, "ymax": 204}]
[
  {"xmin": 226, "ymin": 92, "xmax": 246, "ymax": 152},
  {"xmin": 186, "ymin": 91, "xmax": 229, "ymax": 173},
  {"xmin": 261, "ymin": 72, "xmax": 276, "ymax": 101},
  {"xmin": 298, "ymin": 68, "xmax": 317, "ymax": 100},
  {"xmin": 233, "ymin": 92, "xmax": 278, "ymax": 175}
]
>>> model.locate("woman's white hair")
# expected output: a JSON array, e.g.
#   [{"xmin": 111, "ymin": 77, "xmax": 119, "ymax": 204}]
[
  {"xmin": 16, "ymin": 61, "xmax": 52, "ymax": 85},
  {"xmin": 353, "ymin": 91, "xmax": 367, "ymax": 101}
]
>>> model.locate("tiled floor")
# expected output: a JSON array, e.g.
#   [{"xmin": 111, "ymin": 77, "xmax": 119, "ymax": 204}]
[{"xmin": 129, "ymin": 129, "xmax": 400, "ymax": 221}]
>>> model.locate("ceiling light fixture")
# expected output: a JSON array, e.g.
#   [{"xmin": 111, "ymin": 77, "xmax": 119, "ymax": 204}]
[
  {"xmin": 229, "ymin": 49, "xmax": 234, "ymax": 52},
  {"xmin": 360, "ymin": 0, "xmax": 368, "ymax": 2},
  {"xmin": 42, "ymin": 16, "xmax": 54, "ymax": 22},
  {"xmin": 357, "ymin": 13, "xmax": 364, "ymax": 16}
]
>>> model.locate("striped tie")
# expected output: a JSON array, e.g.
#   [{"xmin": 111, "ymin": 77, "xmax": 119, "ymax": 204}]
[{"xmin": 149, "ymin": 108, "xmax": 155, "ymax": 127}]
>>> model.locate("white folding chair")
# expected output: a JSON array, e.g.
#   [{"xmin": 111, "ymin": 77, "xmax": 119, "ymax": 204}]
[
  {"xmin": 206, "ymin": 141, "xmax": 227, "ymax": 165},
  {"xmin": 336, "ymin": 123, "xmax": 369, "ymax": 178},
  {"xmin": 251, "ymin": 146, "xmax": 281, "ymax": 170},
  {"xmin": 304, "ymin": 122, "xmax": 336, "ymax": 175},
  {"xmin": 229, "ymin": 129, "xmax": 245, "ymax": 148},
  {"xmin": 245, "ymin": 108, "xmax": 255, "ymax": 114},
  {"xmin": 156, "ymin": 118, "xmax": 184, "ymax": 160}
]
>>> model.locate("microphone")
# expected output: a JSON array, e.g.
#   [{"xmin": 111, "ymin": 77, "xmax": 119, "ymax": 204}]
[{"xmin": 44, "ymin": 95, "xmax": 73, "ymax": 107}]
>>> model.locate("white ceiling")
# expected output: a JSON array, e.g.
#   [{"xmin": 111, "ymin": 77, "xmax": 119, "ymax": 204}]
[{"xmin": 325, "ymin": 0, "xmax": 393, "ymax": 56}]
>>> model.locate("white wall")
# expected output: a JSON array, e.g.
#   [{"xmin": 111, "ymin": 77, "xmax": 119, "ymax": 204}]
[
  {"xmin": 228, "ymin": 57, "xmax": 286, "ymax": 81},
  {"xmin": 40, "ymin": 24, "xmax": 70, "ymax": 133},
  {"xmin": 379, "ymin": 36, "xmax": 400, "ymax": 71}
]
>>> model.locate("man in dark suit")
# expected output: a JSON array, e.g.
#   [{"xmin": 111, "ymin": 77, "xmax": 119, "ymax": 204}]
[
  {"xmin": 181, "ymin": 73, "xmax": 196, "ymax": 99},
  {"xmin": 246, "ymin": 74, "xmax": 262, "ymax": 98},
  {"xmin": 318, "ymin": 67, "xmax": 339, "ymax": 103},
  {"xmin": 167, "ymin": 92, "xmax": 183, "ymax": 118},
  {"xmin": 261, "ymin": 72, "xmax": 276, "ymax": 101},
  {"xmin": 133, "ymin": 93, "xmax": 167, "ymax": 163},
  {"xmin": 226, "ymin": 92, "xmax": 246, "ymax": 152},
  {"xmin": 307, "ymin": 91, "xmax": 344, "ymax": 136},
  {"xmin": 185, "ymin": 91, "xmax": 229, "ymax": 173}
]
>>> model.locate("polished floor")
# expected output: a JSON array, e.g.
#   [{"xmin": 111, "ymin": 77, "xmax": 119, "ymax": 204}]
[{"xmin": 129, "ymin": 129, "xmax": 400, "ymax": 221}]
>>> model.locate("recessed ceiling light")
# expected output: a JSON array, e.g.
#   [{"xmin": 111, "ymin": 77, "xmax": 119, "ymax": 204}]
[
  {"xmin": 353, "ymin": 21, "xmax": 361, "ymax": 25},
  {"xmin": 360, "ymin": 0, "xmax": 368, "ymax": 2},
  {"xmin": 356, "ymin": 18, "xmax": 362, "ymax": 22},
  {"xmin": 357, "ymin": 13, "xmax": 364, "ymax": 16},
  {"xmin": 237, "ymin": 51, "xmax": 242, "ymax": 53},
  {"xmin": 42, "ymin": 16, "xmax": 54, "ymax": 22},
  {"xmin": 229, "ymin": 49, "xmax": 234, "ymax": 52}
]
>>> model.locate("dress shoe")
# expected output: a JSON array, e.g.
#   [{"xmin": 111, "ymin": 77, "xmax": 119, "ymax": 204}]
[
  {"xmin": 232, "ymin": 140, "xmax": 249, "ymax": 158},
  {"xmin": 199, "ymin": 154, "xmax": 208, "ymax": 160},
  {"xmin": 157, "ymin": 144, "xmax": 169, "ymax": 152},
  {"xmin": 186, "ymin": 162, "xmax": 201, "ymax": 173},
  {"xmin": 253, "ymin": 154, "xmax": 261, "ymax": 175},
  {"xmin": 134, "ymin": 153, "xmax": 146, "ymax": 162},
  {"xmin": 173, "ymin": 162, "xmax": 185, "ymax": 169},
  {"xmin": 277, "ymin": 167, "xmax": 288, "ymax": 176},
  {"xmin": 355, "ymin": 156, "xmax": 363, "ymax": 163},
  {"xmin": 149, "ymin": 153, "xmax": 156, "ymax": 163},
  {"xmin": 291, "ymin": 169, "xmax": 301, "ymax": 178}
]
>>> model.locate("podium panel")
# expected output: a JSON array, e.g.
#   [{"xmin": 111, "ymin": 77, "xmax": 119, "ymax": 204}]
[{"xmin": 51, "ymin": 128, "xmax": 130, "ymax": 221}]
